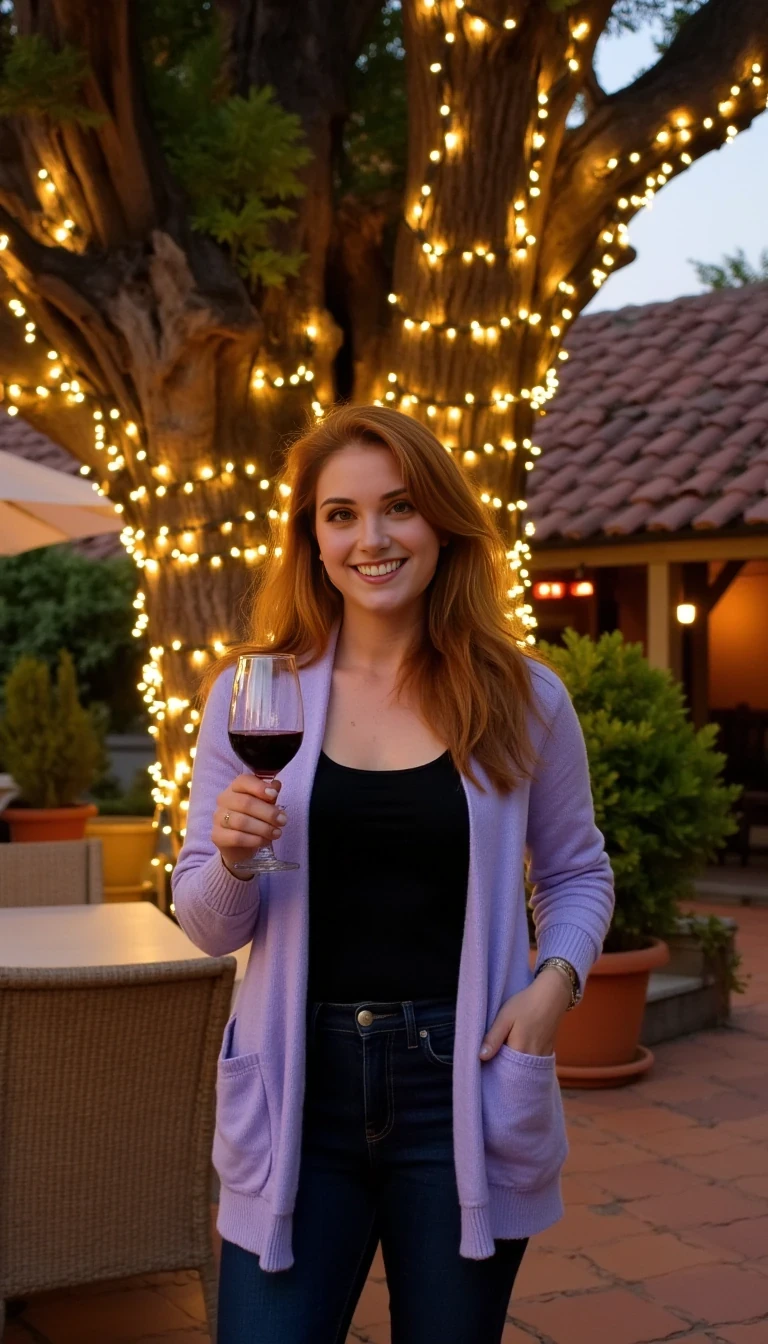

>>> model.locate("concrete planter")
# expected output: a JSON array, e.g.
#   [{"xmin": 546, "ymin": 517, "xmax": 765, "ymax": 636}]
[
  {"xmin": 642, "ymin": 916, "xmax": 737, "ymax": 1045},
  {"xmin": 85, "ymin": 815, "xmax": 157, "ymax": 901}
]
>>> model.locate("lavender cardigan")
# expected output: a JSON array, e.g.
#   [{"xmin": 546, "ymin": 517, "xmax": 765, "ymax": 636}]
[{"xmin": 172, "ymin": 624, "xmax": 614, "ymax": 1271}]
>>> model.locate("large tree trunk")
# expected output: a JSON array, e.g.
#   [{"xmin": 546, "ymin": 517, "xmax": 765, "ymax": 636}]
[{"xmin": 1, "ymin": 0, "xmax": 767, "ymax": 863}]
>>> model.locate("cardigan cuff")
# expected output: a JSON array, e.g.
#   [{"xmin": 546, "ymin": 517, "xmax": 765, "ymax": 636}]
[
  {"xmin": 198, "ymin": 851, "xmax": 260, "ymax": 916},
  {"xmin": 534, "ymin": 924, "xmax": 600, "ymax": 996}
]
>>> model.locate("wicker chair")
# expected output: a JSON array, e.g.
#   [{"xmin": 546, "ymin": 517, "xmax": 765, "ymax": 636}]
[
  {"xmin": 0, "ymin": 839, "xmax": 103, "ymax": 907},
  {"xmin": 0, "ymin": 955, "xmax": 236, "ymax": 1341}
]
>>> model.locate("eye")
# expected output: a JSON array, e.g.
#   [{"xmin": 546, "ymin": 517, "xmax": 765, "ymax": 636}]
[
  {"xmin": 327, "ymin": 508, "xmax": 353, "ymax": 523},
  {"xmin": 390, "ymin": 499, "xmax": 414, "ymax": 515}
]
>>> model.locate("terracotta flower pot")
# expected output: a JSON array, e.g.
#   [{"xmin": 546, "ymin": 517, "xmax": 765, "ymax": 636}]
[
  {"xmin": 553, "ymin": 937, "xmax": 670, "ymax": 1089},
  {"xmin": 3, "ymin": 803, "xmax": 98, "ymax": 843}
]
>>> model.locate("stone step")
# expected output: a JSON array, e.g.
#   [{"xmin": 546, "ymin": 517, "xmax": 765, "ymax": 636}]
[{"xmin": 642, "ymin": 970, "xmax": 719, "ymax": 1046}]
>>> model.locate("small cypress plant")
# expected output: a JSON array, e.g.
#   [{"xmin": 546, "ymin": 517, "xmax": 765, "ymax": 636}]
[{"xmin": 0, "ymin": 649, "xmax": 102, "ymax": 808}]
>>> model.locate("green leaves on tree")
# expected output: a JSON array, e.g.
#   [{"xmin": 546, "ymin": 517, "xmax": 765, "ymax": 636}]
[
  {"xmin": 142, "ymin": 15, "xmax": 311, "ymax": 287},
  {"xmin": 690, "ymin": 247, "xmax": 768, "ymax": 290},
  {"xmin": 0, "ymin": 35, "xmax": 105, "ymax": 126}
]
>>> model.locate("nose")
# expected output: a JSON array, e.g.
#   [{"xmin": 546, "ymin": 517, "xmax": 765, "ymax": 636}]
[{"xmin": 358, "ymin": 511, "xmax": 391, "ymax": 553}]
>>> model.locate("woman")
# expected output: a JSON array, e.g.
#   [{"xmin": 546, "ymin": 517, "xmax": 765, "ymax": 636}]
[{"xmin": 173, "ymin": 404, "xmax": 614, "ymax": 1344}]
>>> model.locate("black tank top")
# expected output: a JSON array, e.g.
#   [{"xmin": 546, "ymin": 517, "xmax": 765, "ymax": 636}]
[{"xmin": 307, "ymin": 750, "xmax": 470, "ymax": 1002}]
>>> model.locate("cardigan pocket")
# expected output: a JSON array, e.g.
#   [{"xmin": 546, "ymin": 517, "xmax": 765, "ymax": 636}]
[
  {"xmin": 212, "ymin": 1016, "xmax": 273, "ymax": 1195},
  {"xmin": 482, "ymin": 1044, "xmax": 568, "ymax": 1192}
]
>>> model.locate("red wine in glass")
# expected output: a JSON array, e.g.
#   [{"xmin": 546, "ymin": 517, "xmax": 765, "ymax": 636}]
[
  {"xmin": 228, "ymin": 730, "xmax": 304, "ymax": 777},
  {"xmin": 227, "ymin": 654, "xmax": 304, "ymax": 874}
]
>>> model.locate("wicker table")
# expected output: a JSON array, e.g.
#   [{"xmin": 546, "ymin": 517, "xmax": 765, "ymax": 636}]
[{"xmin": 0, "ymin": 901, "xmax": 250, "ymax": 1006}]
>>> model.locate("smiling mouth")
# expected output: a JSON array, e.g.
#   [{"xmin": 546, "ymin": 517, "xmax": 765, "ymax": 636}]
[{"xmin": 352, "ymin": 559, "xmax": 407, "ymax": 577}]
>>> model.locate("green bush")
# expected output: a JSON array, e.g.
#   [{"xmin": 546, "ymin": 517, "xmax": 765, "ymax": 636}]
[
  {"xmin": 91, "ymin": 766, "xmax": 155, "ymax": 817},
  {"xmin": 0, "ymin": 547, "xmax": 144, "ymax": 731},
  {"xmin": 536, "ymin": 630, "xmax": 741, "ymax": 953},
  {"xmin": 0, "ymin": 650, "xmax": 102, "ymax": 808}
]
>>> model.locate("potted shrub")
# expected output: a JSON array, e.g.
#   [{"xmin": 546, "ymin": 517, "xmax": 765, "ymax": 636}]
[
  {"xmin": 85, "ymin": 767, "xmax": 158, "ymax": 900},
  {"xmin": 534, "ymin": 630, "xmax": 740, "ymax": 1088},
  {"xmin": 0, "ymin": 650, "xmax": 101, "ymax": 841}
]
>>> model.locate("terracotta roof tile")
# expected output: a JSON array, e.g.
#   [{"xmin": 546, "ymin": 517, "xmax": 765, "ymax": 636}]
[
  {"xmin": 626, "ymin": 377, "xmax": 667, "ymax": 403},
  {"xmin": 648, "ymin": 496, "xmax": 705, "ymax": 531},
  {"xmin": 604, "ymin": 502, "xmax": 655, "ymax": 534},
  {"xmin": 533, "ymin": 282, "xmax": 768, "ymax": 542},
  {"xmin": 671, "ymin": 374, "xmax": 707, "ymax": 398},
  {"xmin": 686, "ymin": 467, "xmax": 723, "ymax": 494},
  {"xmin": 603, "ymin": 434, "xmax": 651, "ymax": 463},
  {"xmin": 562, "ymin": 506, "xmax": 614, "ymax": 539},
  {"xmin": 631, "ymin": 475, "xmax": 679, "ymax": 504},
  {"xmin": 679, "ymin": 426, "xmax": 723, "ymax": 457},
  {"xmin": 590, "ymin": 480, "xmax": 636, "ymax": 509},
  {"xmin": 696, "ymin": 353, "xmax": 726, "ymax": 378},
  {"xmin": 620, "ymin": 456, "xmax": 663, "ymax": 485},
  {"xmin": 530, "ymin": 509, "xmax": 571, "ymax": 541},
  {"xmin": 558, "ymin": 423, "xmax": 598, "ymax": 449},
  {"xmin": 709, "ymin": 401, "xmax": 750, "ymax": 430},
  {"xmin": 646, "ymin": 429, "xmax": 688, "ymax": 457},
  {"xmin": 693, "ymin": 495, "xmax": 753, "ymax": 529},
  {"xmin": 726, "ymin": 464, "xmax": 768, "ymax": 494},
  {"xmin": 690, "ymin": 388, "xmax": 725, "ymax": 413},
  {"xmin": 665, "ymin": 411, "xmax": 703, "ymax": 434}
]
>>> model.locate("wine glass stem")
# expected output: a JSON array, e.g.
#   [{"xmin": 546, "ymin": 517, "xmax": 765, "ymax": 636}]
[{"xmin": 256, "ymin": 772, "xmax": 278, "ymax": 861}]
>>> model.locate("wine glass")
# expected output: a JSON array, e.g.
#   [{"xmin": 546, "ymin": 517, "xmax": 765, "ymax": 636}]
[{"xmin": 227, "ymin": 653, "xmax": 304, "ymax": 875}]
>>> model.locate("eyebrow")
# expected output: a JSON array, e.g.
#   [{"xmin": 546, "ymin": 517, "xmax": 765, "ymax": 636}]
[{"xmin": 319, "ymin": 487, "xmax": 408, "ymax": 508}]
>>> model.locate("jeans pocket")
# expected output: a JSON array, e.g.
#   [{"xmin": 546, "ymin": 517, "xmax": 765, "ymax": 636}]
[
  {"xmin": 420, "ymin": 1020, "xmax": 456, "ymax": 1066},
  {"xmin": 212, "ymin": 1017, "xmax": 273, "ymax": 1195},
  {"xmin": 482, "ymin": 1044, "xmax": 568, "ymax": 1192}
]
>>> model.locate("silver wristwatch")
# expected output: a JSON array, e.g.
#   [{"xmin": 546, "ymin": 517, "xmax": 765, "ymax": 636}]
[{"xmin": 534, "ymin": 956, "xmax": 581, "ymax": 1010}]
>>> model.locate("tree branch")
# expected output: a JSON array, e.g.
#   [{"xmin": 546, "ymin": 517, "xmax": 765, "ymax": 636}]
[
  {"xmin": 583, "ymin": 62, "xmax": 608, "ymax": 113},
  {"xmin": 544, "ymin": 0, "xmax": 768, "ymax": 285}
]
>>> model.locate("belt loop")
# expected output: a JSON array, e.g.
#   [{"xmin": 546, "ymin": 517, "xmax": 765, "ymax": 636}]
[{"xmin": 402, "ymin": 1000, "xmax": 417, "ymax": 1049}]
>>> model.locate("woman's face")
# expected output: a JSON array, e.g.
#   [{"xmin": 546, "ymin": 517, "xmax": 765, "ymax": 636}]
[{"xmin": 314, "ymin": 442, "xmax": 444, "ymax": 618}]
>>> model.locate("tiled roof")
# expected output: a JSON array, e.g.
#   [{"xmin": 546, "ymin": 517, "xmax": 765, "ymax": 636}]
[
  {"xmin": 0, "ymin": 407, "xmax": 121, "ymax": 558},
  {"xmin": 531, "ymin": 283, "xmax": 768, "ymax": 544}
]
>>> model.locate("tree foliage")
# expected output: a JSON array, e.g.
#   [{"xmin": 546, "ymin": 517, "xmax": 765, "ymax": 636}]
[
  {"xmin": 141, "ymin": 6, "xmax": 312, "ymax": 286},
  {"xmin": 690, "ymin": 246, "xmax": 768, "ymax": 289},
  {"xmin": 0, "ymin": 548, "xmax": 144, "ymax": 731},
  {"xmin": 0, "ymin": 33, "xmax": 105, "ymax": 125},
  {"xmin": 338, "ymin": 0, "xmax": 407, "ymax": 200}
]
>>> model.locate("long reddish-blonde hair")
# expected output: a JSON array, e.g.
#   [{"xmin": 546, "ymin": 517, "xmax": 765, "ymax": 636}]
[{"xmin": 206, "ymin": 404, "xmax": 552, "ymax": 793}]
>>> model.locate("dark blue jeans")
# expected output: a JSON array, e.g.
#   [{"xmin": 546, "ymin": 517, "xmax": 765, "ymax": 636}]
[{"xmin": 217, "ymin": 996, "xmax": 527, "ymax": 1344}]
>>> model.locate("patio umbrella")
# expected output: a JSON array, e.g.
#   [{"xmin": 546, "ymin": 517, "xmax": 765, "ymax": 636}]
[{"xmin": 0, "ymin": 448, "xmax": 122, "ymax": 554}]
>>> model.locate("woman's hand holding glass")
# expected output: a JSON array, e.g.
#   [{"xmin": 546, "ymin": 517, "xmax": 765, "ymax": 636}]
[{"xmin": 213, "ymin": 776, "xmax": 287, "ymax": 877}]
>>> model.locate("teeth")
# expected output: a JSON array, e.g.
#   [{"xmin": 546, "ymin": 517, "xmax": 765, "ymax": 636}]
[{"xmin": 356, "ymin": 559, "xmax": 404, "ymax": 577}]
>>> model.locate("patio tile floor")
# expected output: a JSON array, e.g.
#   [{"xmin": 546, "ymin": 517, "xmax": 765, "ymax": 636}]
[{"xmin": 6, "ymin": 902, "xmax": 768, "ymax": 1343}]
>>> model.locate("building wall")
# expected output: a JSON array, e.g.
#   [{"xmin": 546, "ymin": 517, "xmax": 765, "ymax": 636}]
[
  {"xmin": 709, "ymin": 560, "xmax": 768, "ymax": 711},
  {"xmin": 613, "ymin": 567, "xmax": 647, "ymax": 650}
]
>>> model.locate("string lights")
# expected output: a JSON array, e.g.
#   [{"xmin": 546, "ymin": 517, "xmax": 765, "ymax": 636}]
[
  {"xmin": 376, "ymin": 2, "xmax": 766, "ymax": 645},
  {"xmin": 0, "ymin": 21, "xmax": 765, "ymax": 863}
]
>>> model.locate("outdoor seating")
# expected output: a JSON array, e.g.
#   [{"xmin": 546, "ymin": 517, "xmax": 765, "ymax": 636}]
[
  {"xmin": 0, "ymin": 954, "xmax": 236, "ymax": 1342},
  {"xmin": 0, "ymin": 838, "xmax": 103, "ymax": 907}
]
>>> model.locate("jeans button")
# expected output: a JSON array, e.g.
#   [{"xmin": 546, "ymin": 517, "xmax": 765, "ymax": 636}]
[{"xmin": 357, "ymin": 1009, "xmax": 374, "ymax": 1026}]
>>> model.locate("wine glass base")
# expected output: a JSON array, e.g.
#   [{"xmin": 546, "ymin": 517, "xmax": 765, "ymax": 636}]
[{"xmin": 230, "ymin": 857, "xmax": 300, "ymax": 876}]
